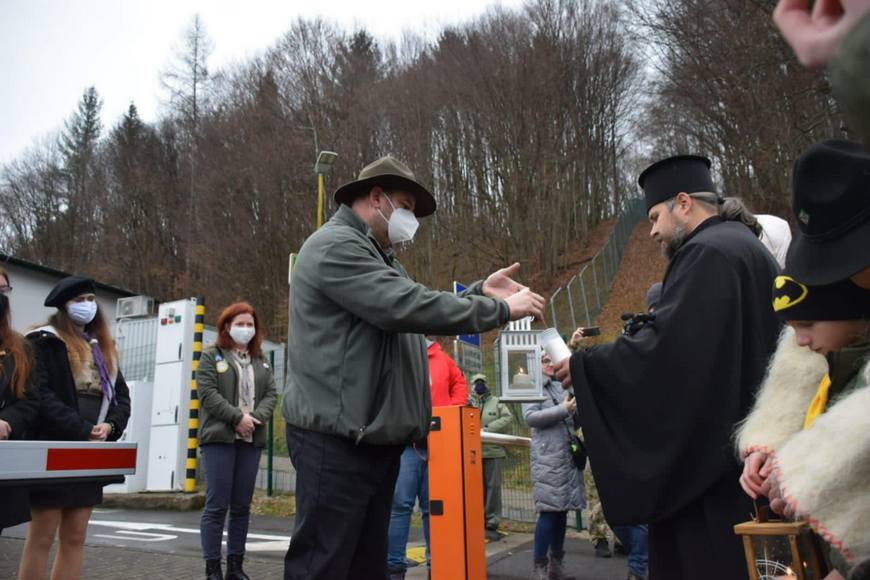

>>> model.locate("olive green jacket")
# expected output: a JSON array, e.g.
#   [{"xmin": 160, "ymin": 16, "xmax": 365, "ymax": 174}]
[
  {"xmin": 831, "ymin": 13, "xmax": 870, "ymax": 146},
  {"xmin": 282, "ymin": 204, "xmax": 510, "ymax": 446},
  {"xmin": 470, "ymin": 391, "xmax": 514, "ymax": 459},
  {"xmin": 197, "ymin": 346, "xmax": 278, "ymax": 448}
]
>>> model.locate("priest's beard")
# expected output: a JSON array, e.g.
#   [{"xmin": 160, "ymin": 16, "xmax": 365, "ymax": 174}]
[{"xmin": 663, "ymin": 222, "xmax": 688, "ymax": 260}]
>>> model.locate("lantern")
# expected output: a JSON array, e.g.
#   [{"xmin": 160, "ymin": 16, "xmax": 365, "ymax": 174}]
[
  {"xmin": 733, "ymin": 507, "xmax": 829, "ymax": 580},
  {"xmin": 496, "ymin": 317, "xmax": 545, "ymax": 402}
]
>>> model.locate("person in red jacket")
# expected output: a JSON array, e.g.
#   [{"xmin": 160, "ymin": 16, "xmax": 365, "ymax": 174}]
[{"xmin": 387, "ymin": 338, "xmax": 468, "ymax": 579}]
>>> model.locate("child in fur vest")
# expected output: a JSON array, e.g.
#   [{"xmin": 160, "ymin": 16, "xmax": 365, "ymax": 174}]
[{"xmin": 735, "ymin": 140, "xmax": 870, "ymax": 580}]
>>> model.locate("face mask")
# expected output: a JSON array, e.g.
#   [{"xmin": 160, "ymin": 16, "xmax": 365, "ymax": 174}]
[
  {"xmin": 377, "ymin": 194, "xmax": 419, "ymax": 245},
  {"xmin": 229, "ymin": 325, "xmax": 256, "ymax": 346},
  {"xmin": 474, "ymin": 382, "xmax": 488, "ymax": 396},
  {"xmin": 67, "ymin": 301, "xmax": 97, "ymax": 325}
]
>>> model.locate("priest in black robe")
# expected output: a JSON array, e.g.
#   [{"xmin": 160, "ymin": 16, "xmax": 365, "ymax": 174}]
[{"xmin": 554, "ymin": 155, "xmax": 780, "ymax": 580}]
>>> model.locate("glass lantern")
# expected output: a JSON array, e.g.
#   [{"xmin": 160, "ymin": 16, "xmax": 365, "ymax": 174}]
[
  {"xmin": 497, "ymin": 317, "xmax": 545, "ymax": 402},
  {"xmin": 734, "ymin": 511, "xmax": 829, "ymax": 580}
]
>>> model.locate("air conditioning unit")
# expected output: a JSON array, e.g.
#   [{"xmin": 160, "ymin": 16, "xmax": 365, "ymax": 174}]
[{"xmin": 116, "ymin": 295, "xmax": 155, "ymax": 320}]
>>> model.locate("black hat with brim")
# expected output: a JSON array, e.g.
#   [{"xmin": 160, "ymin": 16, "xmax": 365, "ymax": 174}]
[
  {"xmin": 44, "ymin": 276, "xmax": 96, "ymax": 308},
  {"xmin": 638, "ymin": 155, "xmax": 716, "ymax": 213},
  {"xmin": 334, "ymin": 156, "xmax": 437, "ymax": 218},
  {"xmin": 785, "ymin": 139, "xmax": 870, "ymax": 285}
]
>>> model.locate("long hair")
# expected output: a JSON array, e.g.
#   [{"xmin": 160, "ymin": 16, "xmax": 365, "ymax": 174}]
[
  {"xmin": 0, "ymin": 267, "xmax": 33, "ymax": 399},
  {"xmin": 215, "ymin": 302, "xmax": 263, "ymax": 358},
  {"xmin": 46, "ymin": 301, "xmax": 117, "ymax": 378}
]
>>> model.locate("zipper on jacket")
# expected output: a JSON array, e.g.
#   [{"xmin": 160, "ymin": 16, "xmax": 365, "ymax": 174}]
[{"xmin": 355, "ymin": 425, "xmax": 367, "ymax": 445}]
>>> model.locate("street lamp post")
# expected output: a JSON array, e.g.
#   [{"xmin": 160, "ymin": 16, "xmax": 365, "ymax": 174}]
[{"xmin": 314, "ymin": 150, "xmax": 338, "ymax": 229}]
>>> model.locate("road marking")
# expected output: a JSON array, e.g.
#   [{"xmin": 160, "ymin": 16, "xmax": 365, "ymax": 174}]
[{"xmin": 88, "ymin": 520, "xmax": 292, "ymax": 550}]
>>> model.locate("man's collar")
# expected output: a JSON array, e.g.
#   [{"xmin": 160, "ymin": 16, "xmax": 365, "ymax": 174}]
[
  {"xmin": 684, "ymin": 215, "xmax": 722, "ymax": 245},
  {"xmin": 334, "ymin": 204, "xmax": 395, "ymax": 260}
]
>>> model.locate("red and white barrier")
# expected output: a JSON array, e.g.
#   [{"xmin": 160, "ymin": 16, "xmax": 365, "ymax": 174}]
[{"xmin": 0, "ymin": 441, "xmax": 137, "ymax": 481}]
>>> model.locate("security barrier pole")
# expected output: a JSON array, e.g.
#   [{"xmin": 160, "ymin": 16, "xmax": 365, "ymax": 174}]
[{"xmin": 185, "ymin": 296, "xmax": 205, "ymax": 492}]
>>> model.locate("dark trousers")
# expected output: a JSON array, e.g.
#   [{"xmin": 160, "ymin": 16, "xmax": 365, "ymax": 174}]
[
  {"xmin": 283, "ymin": 424, "xmax": 403, "ymax": 580},
  {"xmin": 200, "ymin": 441, "xmax": 262, "ymax": 560},
  {"xmin": 533, "ymin": 510, "xmax": 568, "ymax": 561},
  {"xmin": 483, "ymin": 457, "xmax": 503, "ymax": 529}
]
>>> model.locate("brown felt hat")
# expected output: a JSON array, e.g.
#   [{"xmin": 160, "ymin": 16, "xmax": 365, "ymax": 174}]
[{"xmin": 333, "ymin": 156, "xmax": 437, "ymax": 217}]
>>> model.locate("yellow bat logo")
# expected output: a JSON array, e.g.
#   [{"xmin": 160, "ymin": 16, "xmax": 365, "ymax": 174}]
[{"xmin": 773, "ymin": 276, "xmax": 809, "ymax": 312}]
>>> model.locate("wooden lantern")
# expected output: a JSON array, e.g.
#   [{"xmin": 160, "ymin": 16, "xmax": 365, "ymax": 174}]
[{"xmin": 734, "ymin": 511, "xmax": 829, "ymax": 580}]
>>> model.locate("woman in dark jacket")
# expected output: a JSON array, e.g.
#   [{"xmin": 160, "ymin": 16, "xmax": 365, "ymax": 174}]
[
  {"xmin": 18, "ymin": 276, "xmax": 130, "ymax": 580},
  {"xmin": 197, "ymin": 302, "xmax": 277, "ymax": 580},
  {"xmin": 0, "ymin": 266, "xmax": 40, "ymax": 531}
]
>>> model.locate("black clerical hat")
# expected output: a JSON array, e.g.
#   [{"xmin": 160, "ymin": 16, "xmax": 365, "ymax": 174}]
[
  {"xmin": 773, "ymin": 275, "xmax": 870, "ymax": 321},
  {"xmin": 638, "ymin": 155, "xmax": 716, "ymax": 212},
  {"xmin": 44, "ymin": 276, "xmax": 96, "ymax": 308},
  {"xmin": 785, "ymin": 140, "xmax": 870, "ymax": 285}
]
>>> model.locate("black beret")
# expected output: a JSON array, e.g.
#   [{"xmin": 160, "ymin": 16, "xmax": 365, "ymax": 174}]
[
  {"xmin": 44, "ymin": 276, "xmax": 96, "ymax": 308},
  {"xmin": 638, "ymin": 155, "xmax": 716, "ymax": 212}
]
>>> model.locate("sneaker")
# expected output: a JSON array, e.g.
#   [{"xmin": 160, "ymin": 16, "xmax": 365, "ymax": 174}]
[{"xmin": 594, "ymin": 540, "xmax": 612, "ymax": 558}]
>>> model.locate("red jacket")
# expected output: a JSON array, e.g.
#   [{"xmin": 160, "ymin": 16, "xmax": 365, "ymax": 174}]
[{"xmin": 428, "ymin": 342, "xmax": 468, "ymax": 407}]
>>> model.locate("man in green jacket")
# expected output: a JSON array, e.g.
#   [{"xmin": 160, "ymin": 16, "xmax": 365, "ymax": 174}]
[
  {"xmin": 282, "ymin": 156, "xmax": 545, "ymax": 580},
  {"xmin": 470, "ymin": 373, "xmax": 515, "ymax": 541}
]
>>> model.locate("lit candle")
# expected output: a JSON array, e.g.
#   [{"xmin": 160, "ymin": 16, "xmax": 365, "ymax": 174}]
[
  {"xmin": 775, "ymin": 566, "xmax": 797, "ymax": 579},
  {"xmin": 511, "ymin": 366, "xmax": 534, "ymax": 389}
]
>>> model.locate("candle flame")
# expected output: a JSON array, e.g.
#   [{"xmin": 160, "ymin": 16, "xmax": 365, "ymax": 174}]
[
  {"xmin": 517, "ymin": 366, "xmax": 526, "ymax": 374},
  {"xmin": 786, "ymin": 567, "xmax": 795, "ymax": 576}
]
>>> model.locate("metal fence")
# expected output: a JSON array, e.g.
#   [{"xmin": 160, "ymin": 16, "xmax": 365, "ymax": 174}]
[
  {"xmin": 493, "ymin": 197, "xmax": 646, "ymax": 523},
  {"xmin": 548, "ymin": 197, "xmax": 646, "ymax": 337}
]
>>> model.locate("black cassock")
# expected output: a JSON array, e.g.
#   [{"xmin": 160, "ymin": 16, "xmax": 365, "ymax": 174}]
[{"xmin": 570, "ymin": 217, "xmax": 780, "ymax": 580}]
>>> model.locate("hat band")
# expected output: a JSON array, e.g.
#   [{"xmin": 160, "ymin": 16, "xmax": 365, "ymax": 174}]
[{"xmin": 802, "ymin": 203, "xmax": 870, "ymax": 243}]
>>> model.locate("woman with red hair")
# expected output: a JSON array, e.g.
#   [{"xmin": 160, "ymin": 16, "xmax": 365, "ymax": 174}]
[
  {"xmin": 197, "ymin": 302, "xmax": 277, "ymax": 580},
  {"xmin": 0, "ymin": 266, "xmax": 39, "ymax": 531}
]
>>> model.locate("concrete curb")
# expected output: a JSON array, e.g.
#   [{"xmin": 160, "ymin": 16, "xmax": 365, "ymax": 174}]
[{"xmin": 101, "ymin": 492, "xmax": 206, "ymax": 511}]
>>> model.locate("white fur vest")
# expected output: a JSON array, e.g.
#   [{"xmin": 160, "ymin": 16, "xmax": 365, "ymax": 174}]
[{"xmin": 735, "ymin": 326, "xmax": 870, "ymax": 566}]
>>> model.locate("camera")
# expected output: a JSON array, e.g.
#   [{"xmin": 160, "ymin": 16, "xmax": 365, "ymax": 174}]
[{"xmin": 621, "ymin": 312, "xmax": 656, "ymax": 336}]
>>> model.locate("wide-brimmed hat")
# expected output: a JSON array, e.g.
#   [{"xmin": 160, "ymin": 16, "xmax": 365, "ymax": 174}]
[
  {"xmin": 44, "ymin": 276, "xmax": 95, "ymax": 308},
  {"xmin": 785, "ymin": 140, "xmax": 870, "ymax": 285},
  {"xmin": 333, "ymin": 156, "xmax": 436, "ymax": 217},
  {"xmin": 638, "ymin": 155, "xmax": 716, "ymax": 212}
]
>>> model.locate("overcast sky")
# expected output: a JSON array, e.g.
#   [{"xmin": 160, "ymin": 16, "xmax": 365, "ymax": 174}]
[{"xmin": 0, "ymin": 0, "xmax": 523, "ymax": 166}]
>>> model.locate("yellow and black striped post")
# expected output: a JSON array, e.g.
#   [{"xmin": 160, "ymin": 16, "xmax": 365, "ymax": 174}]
[{"xmin": 185, "ymin": 297, "xmax": 205, "ymax": 492}]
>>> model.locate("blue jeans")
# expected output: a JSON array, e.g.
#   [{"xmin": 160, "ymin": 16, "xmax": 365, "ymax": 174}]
[
  {"xmin": 387, "ymin": 446, "xmax": 430, "ymax": 571},
  {"xmin": 534, "ymin": 510, "xmax": 568, "ymax": 561},
  {"xmin": 613, "ymin": 524, "xmax": 649, "ymax": 577},
  {"xmin": 200, "ymin": 442, "xmax": 262, "ymax": 560}
]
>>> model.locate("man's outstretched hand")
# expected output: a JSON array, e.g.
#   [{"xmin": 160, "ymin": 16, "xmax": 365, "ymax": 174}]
[
  {"xmin": 553, "ymin": 357, "xmax": 572, "ymax": 388},
  {"xmin": 483, "ymin": 262, "xmax": 529, "ymax": 300}
]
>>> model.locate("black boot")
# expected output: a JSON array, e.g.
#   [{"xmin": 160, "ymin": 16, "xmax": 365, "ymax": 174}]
[
  {"xmin": 225, "ymin": 554, "xmax": 251, "ymax": 580},
  {"xmin": 205, "ymin": 559, "xmax": 223, "ymax": 580}
]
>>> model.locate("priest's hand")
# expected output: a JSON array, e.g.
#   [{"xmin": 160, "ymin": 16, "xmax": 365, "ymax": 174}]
[
  {"xmin": 553, "ymin": 357, "xmax": 572, "ymax": 388},
  {"xmin": 739, "ymin": 450, "xmax": 771, "ymax": 499},
  {"xmin": 483, "ymin": 262, "xmax": 528, "ymax": 300},
  {"xmin": 773, "ymin": 0, "xmax": 870, "ymax": 68}
]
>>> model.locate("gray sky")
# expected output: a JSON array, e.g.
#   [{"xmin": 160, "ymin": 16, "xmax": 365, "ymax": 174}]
[{"xmin": 0, "ymin": 0, "xmax": 522, "ymax": 166}]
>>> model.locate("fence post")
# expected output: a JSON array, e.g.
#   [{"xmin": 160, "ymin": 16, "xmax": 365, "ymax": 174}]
[
  {"xmin": 549, "ymin": 287, "xmax": 562, "ymax": 331},
  {"xmin": 565, "ymin": 276, "xmax": 578, "ymax": 330},
  {"xmin": 267, "ymin": 350, "xmax": 275, "ymax": 497},
  {"xmin": 579, "ymin": 270, "xmax": 592, "ymax": 327},
  {"xmin": 591, "ymin": 257, "xmax": 602, "ymax": 311}
]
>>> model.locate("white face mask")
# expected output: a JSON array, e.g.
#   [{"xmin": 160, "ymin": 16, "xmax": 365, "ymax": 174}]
[
  {"xmin": 67, "ymin": 301, "xmax": 97, "ymax": 325},
  {"xmin": 229, "ymin": 325, "xmax": 256, "ymax": 346},
  {"xmin": 377, "ymin": 194, "xmax": 419, "ymax": 245}
]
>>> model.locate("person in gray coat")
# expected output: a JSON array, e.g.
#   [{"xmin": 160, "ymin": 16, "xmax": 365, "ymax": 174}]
[{"xmin": 523, "ymin": 353, "xmax": 585, "ymax": 580}]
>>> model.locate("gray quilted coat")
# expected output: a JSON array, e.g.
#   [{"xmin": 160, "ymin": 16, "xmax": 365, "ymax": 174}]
[{"xmin": 523, "ymin": 379, "xmax": 586, "ymax": 512}]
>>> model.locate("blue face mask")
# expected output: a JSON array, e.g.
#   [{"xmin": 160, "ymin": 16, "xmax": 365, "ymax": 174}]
[
  {"xmin": 67, "ymin": 301, "xmax": 97, "ymax": 325},
  {"xmin": 474, "ymin": 382, "xmax": 488, "ymax": 395}
]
